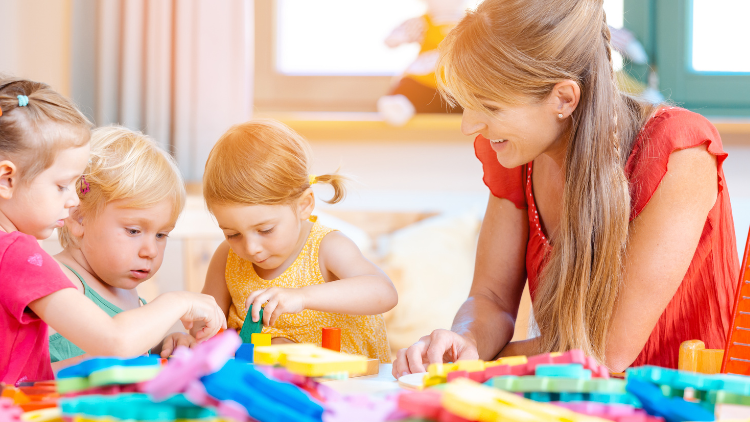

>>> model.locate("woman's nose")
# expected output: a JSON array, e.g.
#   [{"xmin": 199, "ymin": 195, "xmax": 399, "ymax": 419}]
[{"xmin": 461, "ymin": 110, "xmax": 487, "ymax": 137}]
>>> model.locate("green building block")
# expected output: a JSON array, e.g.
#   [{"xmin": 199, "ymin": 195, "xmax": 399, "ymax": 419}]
[
  {"xmin": 706, "ymin": 390, "xmax": 750, "ymax": 406},
  {"xmin": 239, "ymin": 307, "xmax": 264, "ymax": 343},
  {"xmin": 587, "ymin": 379, "xmax": 627, "ymax": 394},
  {"xmin": 88, "ymin": 366, "xmax": 162, "ymax": 388},
  {"xmin": 488, "ymin": 376, "xmax": 518, "ymax": 391}
]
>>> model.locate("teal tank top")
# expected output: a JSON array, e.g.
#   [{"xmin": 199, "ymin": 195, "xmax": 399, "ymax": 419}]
[{"xmin": 48, "ymin": 264, "xmax": 146, "ymax": 363}]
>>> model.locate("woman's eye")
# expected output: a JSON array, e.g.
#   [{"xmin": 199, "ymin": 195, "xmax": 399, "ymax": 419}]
[
  {"xmin": 260, "ymin": 227, "xmax": 274, "ymax": 235},
  {"xmin": 227, "ymin": 233, "xmax": 240, "ymax": 239}
]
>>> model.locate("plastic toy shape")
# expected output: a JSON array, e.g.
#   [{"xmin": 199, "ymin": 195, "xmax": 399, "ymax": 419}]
[
  {"xmin": 323, "ymin": 392, "xmax": 405, "ymax": 422},
  {"xmin": 239, "ymin": 307, "xmax": 264, "ymax": 343},
  {"xmin": 55, "ymin": 356, "xmax": 161, "ymax": 394},
  {"xmin": 723, "ymin": 225, "xmax": 750, "ymax": 375},
  {"xmin": 141, "ymin": 329, "xmax": 241, "ymax": 400},
  {"xmin": 625, "ymin": 379, "xmax": 715, "ymax": 422},
  {"xmin": 59, "ymin": 393, "xmax": 216, "ymax": 421},
  {"xmin": 251, "ymin": 333, "xmax": 272, "ymax": 347},
  {"xmin": 254, "ymin": 343, "xmax": 368, "ymax": 377},
  {"xmin": 398, "ymin": 390, "xmax": 443, "ymax": 419},
  {"xmin": 201, "ymin": 359, "xmax": 325, "ymax": 422},
  {"xmin": 0, "ymin": 397, "xmax": 22, "ymax": 422},
  {"xmin": 235, "ymin": 343, "xmax": 255, "ymax": 362},
  {"xmin": 19, "ymin": 407, "xmax": 63, "ymax": 422},
  {"xmin": 322, "ymin": 327, "xmax": 341, "ymax": 352},
  {"xmin": 442, "ymin": 378, "xmax": 610, "ymax": 422},
  {"xmin": 678, "ymin": 340, "xmax": 723, "ymax": 374}
]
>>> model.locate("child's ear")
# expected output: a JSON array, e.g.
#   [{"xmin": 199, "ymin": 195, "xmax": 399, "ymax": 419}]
[
  {"xmin": 0, "ymin": 160, "xmax": 18, "ymax": 200},
  {"xmin": 66, "ymin": 206, "xmax": 85, "ymax": 238},
  {"xmin": 297, "ymin": 189, "xmax": 316, "ymax": 220}
]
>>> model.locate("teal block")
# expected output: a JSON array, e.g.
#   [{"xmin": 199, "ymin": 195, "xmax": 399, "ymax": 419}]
[
  {"xmin": 588, "ymin": 392, "xmax": 641, "ymax": 406},
  {"xmin": 526, "ymin": 392, "xmax": 554, "ymax": 402},
  {"xmin": 535, "ymin": 364, "xmax": 590, "ymax": 379},
  {"xmin": 239, "ymin": 307, "xmax": 264, "ymax": 343},
  {"xmin": 714, "ymin": 375, "xmax": 750, "ymax": 396},
  {"xmin": 558, "ymin": 392, "xmax": 586, "ymax": 402},
  {"xmin": 60, "ymin": 393, "xmax": 216, "ymax": 421}
]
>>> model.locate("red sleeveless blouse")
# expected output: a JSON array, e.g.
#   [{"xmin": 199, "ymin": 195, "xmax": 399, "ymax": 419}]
[{"xmin": 474, "ymin": 107, "xmax": 738, "ymax": 368}]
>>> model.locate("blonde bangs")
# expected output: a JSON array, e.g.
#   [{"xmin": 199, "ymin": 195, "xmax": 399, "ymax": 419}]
[{"xmin": 59, "ymin": 126, "xmax": 186, "ymax": 248}]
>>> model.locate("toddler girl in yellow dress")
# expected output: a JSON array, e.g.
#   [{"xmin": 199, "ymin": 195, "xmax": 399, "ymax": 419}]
[{"xmin": 197, "ymin": 119, "xmax": 397, "ymax": 362}]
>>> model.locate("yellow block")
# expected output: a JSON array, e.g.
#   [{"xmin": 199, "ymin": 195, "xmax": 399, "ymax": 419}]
[
  {"xmin": 21, "ymin": 407, "xmax": 63, "ymax": 422},
  {"xmin": 253, "ymin": 343, "xmax": 367, "ymax": 377},
  {"xmin": 494, "ymin": 356, "xmax": 528, "ymax": 367},
  {"xmin": 251, "ymin": 333, "xmax": 272, "ymax": 347},
  {"xmin": 698, "ymin": 348, "xmax": 724, "ymax": 374},
  {"xmin": 428, "ymin": 362, "xmax": 459, "ymax": 377},
  {"xmin": 456, "ymin": 360, "xmax": 486, "ymax": 372},
  {"xmin": 442, "ymin": 378, "xmax": 610, "ymax": 422}
]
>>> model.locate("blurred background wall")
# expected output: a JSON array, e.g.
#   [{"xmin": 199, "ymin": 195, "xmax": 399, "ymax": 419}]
[{"xmin": 1, "ymin": 0, "xmax": 749, "ymax": 354}]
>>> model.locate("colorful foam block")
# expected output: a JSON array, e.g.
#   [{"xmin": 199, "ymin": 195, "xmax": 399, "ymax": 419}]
[
  {"xmin": 235, "ymin": 343, "xmax": 255, "ymax": 362},
  {"xmin": 56, "ymin": 356, "xmax": 161, "ymax": 394},
  {"xmin": 239, "ymin": 307, "xmax": 264, "ymax": 343},
  {"xmin": 251, "ymin": 333, "xmax": 272, "ymax": 347},
  {"xmin": 0, "ymin": 398, "xmax": 22, "ymax": 422},
  {"xmin": 253, "ymin": 343, "xmax": 367, "ymax": 377},
  {"xmin": 59, "ymin": 393, "xmax": 216, "ymax": 421},
  {"xmin": 625, "ymin": 379, "xmax": 715, "ymax": 422}
]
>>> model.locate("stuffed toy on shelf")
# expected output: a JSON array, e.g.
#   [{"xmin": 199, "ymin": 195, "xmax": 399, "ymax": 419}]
[{"xmin": 378, "ymin": 0, "xmax": 469, "ymax": 126}]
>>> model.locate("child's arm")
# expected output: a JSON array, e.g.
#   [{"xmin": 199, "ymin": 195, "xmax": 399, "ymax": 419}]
[
  {"xmin": 29, "ymin": 288, "xmax": 226, "ymax": 357},
  {"xmin": 246, "ymin": 232, "xmax": 398, "ymax": 326},
  {"xmin": 189, "ymin": 241, "xmax": 233, "ymax": 338}
]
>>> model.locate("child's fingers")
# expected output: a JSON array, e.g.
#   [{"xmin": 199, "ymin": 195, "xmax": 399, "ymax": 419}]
[
  {"xmin": 245, "ymin": 289, "xmax": 266, "ymax": 312},
  {"xmin": 173, "ymin": 334, "xmax": 195, "ymax": 352},
  {"xmin": 263, "ymin": 299, "xmax": 279, "ymax": 326},
  {"xmin": 251, "ymin": 293, "xmax": 272, "ymax": 323},
  {"xmin": 161, "ymin": 338, "xmax": 175, "ymax": 358},
  {"xmin": 269, "ymin": 305, "xmax": 284, "ymax": 327}
]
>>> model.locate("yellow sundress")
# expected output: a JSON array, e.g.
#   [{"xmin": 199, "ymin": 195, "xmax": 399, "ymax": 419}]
[{"xmin": 225, "ymin": 222, "xmax": 391, "ymax": 362}]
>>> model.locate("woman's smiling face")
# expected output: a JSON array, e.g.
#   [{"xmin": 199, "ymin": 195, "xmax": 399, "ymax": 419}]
[{"xmin": 459, "ymin": 94, "xmax": 571, "ymax": 169}]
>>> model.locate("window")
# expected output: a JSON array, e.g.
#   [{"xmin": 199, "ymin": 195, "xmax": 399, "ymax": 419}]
[{"xmin": 624, "ymin": 0, "xmax": 750, "ymax": 116}]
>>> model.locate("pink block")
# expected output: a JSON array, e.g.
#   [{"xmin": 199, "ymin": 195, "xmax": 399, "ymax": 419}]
[
  {"xmin": 141, "ymin": 330, "xmax": 241, "ymax": 400},
  {"xmin": 554, "ymin": 349, "xmax": 586, "ymax": 365},
  {"xmin": 0, "ymin": 398, "xmax": 22, "ymax": 422},
  {"xmin": 468, "ymin": 371, "xmax": 488, "ymax": 383},
  {"xmin": 484, "ymin": 365, "xmax": 511, "ymax": 378},
  {"xmin": 62, "ymin": 383, "xmax": 139, "ymax": 397},
  {"xmin": 397, "ymin": 390, "xmax": 442, "ymax": 419},
  {"xmin": 509, "ymin": 364, "xmax": 534, "ymax": 376},
  {"xmin": 447, "ymin": 370, "xmax": 469, "ymax": 382},
  {"xmin": 526, "ymin": 353, "xmax": 555, "ymax": 371}
]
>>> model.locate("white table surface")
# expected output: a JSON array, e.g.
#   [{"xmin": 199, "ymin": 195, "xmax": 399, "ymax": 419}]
[{"xmin": 320, "ymin": 364, "xmax": 405, "ymax": 395}]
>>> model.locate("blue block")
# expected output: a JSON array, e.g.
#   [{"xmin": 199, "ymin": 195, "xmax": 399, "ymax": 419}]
[
  {"xmin": 57, "ymin": 356, "xmax": 160, "ymax": 379},
  {"xmin": 236, "ymin": 344, "xmax": 254, "ymax": 362},
  {"xmin": 558, "ymin": 392, "xmax": 586, "ymax": 402},
  {"xmin": 527, "ymin": 392, "xmax": 553, "ymax": 402},
  {"xmin": 626, "ymin": 379, "xmax": 715, "ymax": 422},
  {"xmin": 202, "ymin": 359, "xmax": 324, "ymax": 422},
  {"xmin": 59, "ymin": 393, "xmax": 216, "ymax": 421}
]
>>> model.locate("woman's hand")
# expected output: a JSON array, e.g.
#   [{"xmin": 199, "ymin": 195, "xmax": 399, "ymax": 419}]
[
  {"xmin": 392, "ymin": 329, "xmax": 480, "ymax": 378},
  {"xmin": 245, "ymin": 287, "xmax": 306, "ymax": 327},
  {"xmin": 157, "ymin": 332, "xmax": 197, "ymax": 357}
]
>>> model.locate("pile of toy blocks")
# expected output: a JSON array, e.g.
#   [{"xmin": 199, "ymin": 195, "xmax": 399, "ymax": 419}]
[{"xmin": 46, "ymin": 330, "xmax": 384, "ymax": 422}]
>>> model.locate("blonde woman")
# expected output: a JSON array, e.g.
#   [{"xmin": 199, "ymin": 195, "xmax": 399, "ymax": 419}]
[{"xmin": 393, "ymin": 0, "xmax": 736, "ymax": 375}]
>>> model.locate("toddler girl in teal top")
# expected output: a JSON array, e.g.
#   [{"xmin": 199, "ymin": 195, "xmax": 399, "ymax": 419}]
[{"xmin": 51, "ymin": 125, "xmax": 192, "ymax": 370}]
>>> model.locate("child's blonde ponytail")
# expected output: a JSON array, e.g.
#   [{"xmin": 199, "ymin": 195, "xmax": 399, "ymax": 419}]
[{"xmin": 310, "ymin": 172, "xmax": 348, "ymax": 204}]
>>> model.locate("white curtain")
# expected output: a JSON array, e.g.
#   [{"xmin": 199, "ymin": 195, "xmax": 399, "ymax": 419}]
[{"xmin": 71, "ymin": 0, "xmax": 254, "ymax": 181}]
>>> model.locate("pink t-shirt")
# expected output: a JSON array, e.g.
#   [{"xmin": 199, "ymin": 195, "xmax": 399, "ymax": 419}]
[{"xmin": 0, "ymin": 231, "xmax": 74, "ymax": 385}]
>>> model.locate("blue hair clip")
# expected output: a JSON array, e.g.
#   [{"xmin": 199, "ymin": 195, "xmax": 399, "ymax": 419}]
[{"xmin": 17, "ymin": 95, "xmax": 29, "ymax": 107}]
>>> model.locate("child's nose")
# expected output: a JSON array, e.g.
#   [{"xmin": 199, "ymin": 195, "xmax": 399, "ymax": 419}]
[{"xmin": 139, "ymin": 238, "xmax": 158, "ymax": 259}]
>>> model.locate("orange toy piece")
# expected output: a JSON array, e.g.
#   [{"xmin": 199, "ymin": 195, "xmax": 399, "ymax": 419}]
[
  {"xmin": 678, "ymin": 340, "xmax": 723, "ymax": 374},
  {"xmin": 722, "ymin": 225, "xmax": 750, "ymax": 375},
  {"xmin": 1, "ymin": 385, "xmax": 59, "ymax": 412},
  {"xmin": 322, "ymin": 327, "xmax": 341, "ymax": 352}
]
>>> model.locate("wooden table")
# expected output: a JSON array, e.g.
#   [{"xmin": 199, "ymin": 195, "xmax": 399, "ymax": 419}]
[{"xmin": 321, "ymin": 364, "xmax": 404, "ymax": 395}]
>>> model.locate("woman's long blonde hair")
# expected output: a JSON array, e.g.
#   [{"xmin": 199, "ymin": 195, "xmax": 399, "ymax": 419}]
[
  {"xmin": 203, "ymin": 119, "xmax": 347, "ymax": 210},
  {"xmin": 437, "ymin": 0, "xmax": 658, "ymax": 363}
]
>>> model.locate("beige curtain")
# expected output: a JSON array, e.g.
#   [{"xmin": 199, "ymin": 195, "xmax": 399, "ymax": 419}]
[{"xmin": 70, "ymin": 0, "xmax": 254, "ymax": 181}]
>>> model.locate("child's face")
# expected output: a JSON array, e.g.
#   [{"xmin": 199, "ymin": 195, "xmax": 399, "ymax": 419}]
[
  {"xmin": 212, "ymin": 200, "xmax": 312, "ymax": 271},
  {"xmin": 78, "ymin": 199, "xmax": 176, "ymax": 290},
  {"xmin": 2, "ymin": 144, "xmax": 90, "ymax": 239}
]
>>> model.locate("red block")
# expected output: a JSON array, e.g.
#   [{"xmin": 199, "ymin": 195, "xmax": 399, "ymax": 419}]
[
  {"xmin": 439, "ymin": 408, "xmax": 473, "ymax": 422},
  {"xmin": 468, "ymin": 370, "xmax": 488, "ymax": 383},
  {"xmin": 484, "ymin": 364, "xmax": 511, "ymax": 378}
]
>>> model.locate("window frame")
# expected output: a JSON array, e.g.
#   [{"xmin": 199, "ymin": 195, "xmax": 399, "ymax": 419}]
[{"xmin": 624, "ymin": 0, "xmax": 750, "ymax": 116}]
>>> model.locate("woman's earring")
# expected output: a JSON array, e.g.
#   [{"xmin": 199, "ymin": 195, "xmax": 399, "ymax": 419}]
[{"xmin": 558, "ymin": 113, "xmax": 564, "ymax": 119}]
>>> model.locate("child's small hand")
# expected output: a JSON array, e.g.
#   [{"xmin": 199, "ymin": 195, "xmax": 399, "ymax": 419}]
[
  {"xmin": 174, "ymin": 291, "xmax": 228, "ymax": 342},
  {"xmin": 159, "ymin": 332, "xmax": 197, "ymax": 357},
  {"xmin": 245, "ymin": 287, "xmax": 306, "ymax": 327}
]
